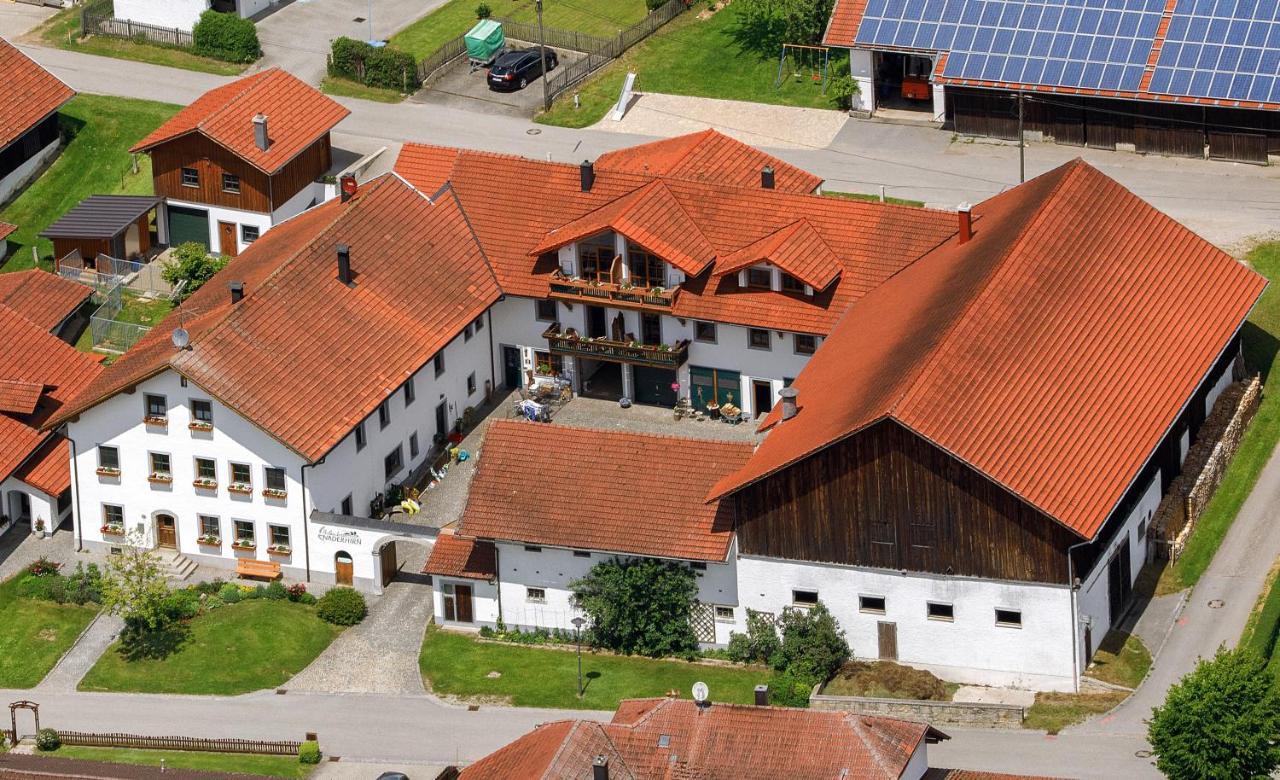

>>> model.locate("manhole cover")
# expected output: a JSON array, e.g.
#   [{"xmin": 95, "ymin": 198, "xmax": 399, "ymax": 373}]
[
  {"xmin": 1135, "ymin": 750, "xmax": 1152, "ymax": 758},
  {"xmin": 1208, "ymin": 599, "xmax": 1225, "ymax": 609},
  {"xmin": 527, "ymin": 128, "xmax": 542, "ymax": 135}
]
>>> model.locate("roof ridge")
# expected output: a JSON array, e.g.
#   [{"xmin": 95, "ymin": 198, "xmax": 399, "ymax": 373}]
[
  {"xmin": 487, "ymin": 418, "xmax": 754, "ymax": 451},
  {"xmin": 650, "ymin": 179, "xmax": 717, "ymax": 261},
  {"xmin": 844, "ymin": 714, "xmax": 897, "ymax": 778},
  {"xmin": 198, "ymin": 67, "xmax": 279, "ymax": 135}
]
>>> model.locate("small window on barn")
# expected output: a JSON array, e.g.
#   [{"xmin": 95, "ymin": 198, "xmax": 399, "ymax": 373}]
[
  {"xmin": 524, "ymin": 545, "xmax": 542, "ymax": 553},
  {"xmin": 573, "ymin": 550, "xmax": 591, "ymax": 558},
  {"xmin": 222, "ymin": 173, "xmax": 240, "ymax": 194},
  {"xmin": 927, "ymin": 602, "xmax": 954, "ymax": 622},
  {"xmin": 792, "ymin": 590, "xmax": 819, "ymax": 608},
  {"xmin": 340, "ymin": 494, "xmax": 353, "ymax": 516},
  {"xmin": 526, "ymin": 587, "xmax": 546, "ymax": 603},
  {"xmin": 355, "ymin": 421, "xmax": 366, "ymax": 451},
  {"xmin": 995, "ymin": 608, "xmax": 1022, "ymax": 628},
  {"xmin": 714, "ymin": 606, "xmax": 735, "ymax": 621},
  {"xmin": 181, "ymin": 167, "xmax": 199, "ymax": 188},
  {"xmin": 694, "ymin": 321, "xmax": 717, "ymax": 343},
  {"xmin": 859, "ymin": 595, "xmax": 886, "ymax": 614},
  {"xmin": 241, "ymin": 225, "xmax": 259, "ymax": 243}
]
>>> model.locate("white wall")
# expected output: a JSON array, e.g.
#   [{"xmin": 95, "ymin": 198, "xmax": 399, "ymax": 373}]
[
  {"xmin": 1204, "ymin": 353, "xmax": 1235, "ymax": 418},
  {"xmin": 432, "ymin": 577, "xmax": 499, "ymax": 628},
  {"xmin": 113, "ymin": 0, "xmax": 208, "ymax": 31},
  {"xmin": 272, "ymin": 181, "xmax": 327, "ymax": 225},
  {"xmin": 0, "ymin": 137, "xmax": 59, "ymax": 207},
  {"xmin": 167, "ymin": 197, "xmax": 273, "ymax": 257},
  {"xmin": 848, "ymin": 48, "xmax": 875, "ymax": 112},
  {"xmin": 236, "ymin": 0, "xmax": 273, "ymax": 18},
  {"xmin": 736, "ymin": 555, "xmax": 1078, "ymax": 691},
  {"xmin": 1, "ymin": 476, "xmax": 58, "ymax": 532}
]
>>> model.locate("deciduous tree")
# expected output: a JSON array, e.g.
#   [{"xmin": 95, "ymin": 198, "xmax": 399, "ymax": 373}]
[{"xmin": 570, "ymin": 557, "xmax": 699, "ymax": 658}]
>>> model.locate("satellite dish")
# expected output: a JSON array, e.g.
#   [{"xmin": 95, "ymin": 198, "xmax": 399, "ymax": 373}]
[
  {"xmin": 171, "ymin": 328, "xmax": 190, "ymax": 350},
  {"xmin": 692, "ymin": 681, "xmax": 709, "ymax": 704}
]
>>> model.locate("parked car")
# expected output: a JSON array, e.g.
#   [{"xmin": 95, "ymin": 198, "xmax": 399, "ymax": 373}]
[{"xmin": 488, "ymin": 47, "xmax": 559, "ymax": 91}]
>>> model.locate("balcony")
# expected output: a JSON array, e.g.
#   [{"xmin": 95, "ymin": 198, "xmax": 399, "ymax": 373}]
[
  {"xmin": 543, "ymin": 324, "xmax": 689, "ymax": 370},
  {"xmin": 547, "ymin": 269, "xmax": 678, "ymax": 312}
]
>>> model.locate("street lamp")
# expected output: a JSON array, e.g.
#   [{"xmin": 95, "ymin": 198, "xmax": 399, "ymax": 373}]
[{"xmin": 572, "ymin": 616, "xmax": 587, "ymax": 697}]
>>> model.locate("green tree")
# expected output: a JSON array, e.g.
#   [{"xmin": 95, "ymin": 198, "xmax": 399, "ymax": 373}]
[
  {"xmin": 733, "ymin": 0, "xmax": 837, "ymax": 54},
  {"xmin": 570, "ymin": 557, "xmax": 699, "ymax": 658},
  {"xmin": 162, "ymin": 242, "xmax": 228, "ymax": 302},
  {"xmin": 775, "ymin": 602, "xmax": 849, "ymax": 682},
  {"xmin": 1149, "ymin": 646, "xmax": 1280, "ymax": 779},
  {"xmin": 100, "ymin": 533, "xmax": 172, "ymax": 632}
]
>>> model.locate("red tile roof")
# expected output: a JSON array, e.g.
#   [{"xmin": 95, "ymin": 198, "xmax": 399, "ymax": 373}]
[
  {"xmin": 594, "ymin": 129, "xmax": 823, "ymax": 193},
  {"xmin": 461, "ymin": 698, "xmax": 940, "ymax": 780},
  {"xmin": 424, "ymin": 533, "xmax": 496, "ymax": 580},
  {"xmin": 0, "ymin": 223, "xmax": 15, "ymax": 241},
  {"xmin": 0, "ymin": 269, "xmax": 92, "ymax": 332},
  {"xmin": 823, "ymin": 0, "xmax": 870, "ymax": 47},
  {"xmin": 459, "ymin": 420, "xmax": 753, "ymax": 561},
  {"xmin": 0, "ymin": 305, "xmax": 102, "ymax": 489},
  {"xmin": 131, "ymin": 68, "xmax": 348, "ymax": 174},
  {"xmin": 50, "ymin": 175, "xmax": 501, "ymax": 462},
  {"xmin": 712, "ymin": 159, "xmax": 1266, "ymax": 539},
  {"xmin": 0, "ymin": 381, "xmax": 43, "ymax": 415},
  {"xmin": 715, "ymin": 219, "xmax": 843, "ymax": 290},
  {"xmin": 395, "ymin": 141, "xmax": 957, "ymax": 335},
  {"xmin": 12, "ymin": 436, "xmax": 70, "ymax": 496},
  {"xmin": 0, "ymin": 38, "xmax": 74, "ymax": 153}
]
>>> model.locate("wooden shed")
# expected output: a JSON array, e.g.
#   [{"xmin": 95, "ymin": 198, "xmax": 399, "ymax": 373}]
[{"xmin": 39, "ymin": 195, "xmax": 162, "ymax": 266}]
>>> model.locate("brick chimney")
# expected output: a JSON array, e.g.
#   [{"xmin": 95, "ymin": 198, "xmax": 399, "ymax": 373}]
[
  {"xmin": 229, "ymin": 281, "xmax": 244, "ymax": 304},
  {"xmin": 252, "ymin": 114, "xmax": 269, "ymax": 152},
  {"xmin": 580, "ymin": 160, "xmax": 595, "ymax": 192},
  {"xmin": 761, "ymin": 166, "xmax": 775, "ymax": 190},
  {"xmin": 957, "ymin": 203, "xmax": 973, "ymax": 244},
  {"xmin": 337, "ymin": 244, "xmax": 352, "ymax": 285},
  {"xmin": 779, "ymin": 387, "xmax": 798, "ymax": 421}
]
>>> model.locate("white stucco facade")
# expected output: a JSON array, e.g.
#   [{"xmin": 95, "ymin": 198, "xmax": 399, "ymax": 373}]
[
  {"xmin": 112, "ymin": 0, "xmax": 272, "ymax": 31},
  {"xmin": 167, "ymin": 198, "xmax": 273, "ymax": 257},
  {"xmin": 1, "ymin": 475, "xmax": 61, "ymax": 535},
  {"xmin": 0, "ymin": 136, "xmax": 59, "ymax": 207}
]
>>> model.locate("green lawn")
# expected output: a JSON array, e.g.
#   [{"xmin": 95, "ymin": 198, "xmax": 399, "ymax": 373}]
[
  {"xmin": 824, "ymin": 190, "xmax": 927, "ymax": 208},
  {"xmin": 1242, "ymin": 556, "xmax": 1280, "ymax": 681},
  {"xmin": 420, "ymin": 626, "xmax": 771, "ymax": 710},
  {"xmin": 320, "ymin": 76, "xmax": 407, "ymax": 104},
  {"xmin": 0, "ymin": 575, "xmax": 99, "ymax": 688},
  {"xmin": 35, "ymin": 8, "xmax": 248, "ymax": 76},
  {"xmin": 79, "ymin": 600, "xmax": 342, "ymax": 695},
  {"xmin": 1160, "ymin": 241, "xmax": 1280, "ymax": 594},
  {"xmin": 0, "ymin": 95, "xmax": 179, "ymax": 273},
  {"xmin": 50, "ymin": 747, "xmax": 310, "ymax": 778},
  {"xmin": 536, "ymin": 3, "xmax": 849, "ymax": 129},
  {"xmin": 1023, "ymin": 691, "xmax": 1128, "ymax": 734},
  {"xmin": 1083, "ymin": 631, "xmax": 1152, "ymax": 689},
  {"xmin": 390, "ymin": 0, "xmax": 649, "ymax": 60},
  {"xmin": 74, "ymin": 292, "xmax": 175, "ymax": 355}
]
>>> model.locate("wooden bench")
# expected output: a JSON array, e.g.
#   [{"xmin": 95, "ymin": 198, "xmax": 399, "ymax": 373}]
[{"xmin": 236, "ymin": 559, "xmax": 281, "ymax": 581}]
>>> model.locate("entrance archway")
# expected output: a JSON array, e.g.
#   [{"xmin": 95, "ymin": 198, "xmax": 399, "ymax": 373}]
[
  {"xmin": 8, "ymin": 700, "xmax": 38, "ymax": 743},
  {"xmin": 154, "ymin": 511, "xmax": 177, "ymax": 548},
  {"xmin": 334, "ymin": 551, "xmax": 353, "ymax": 586},
  {"xmin": 371, "ymin": 537, "xmax": 435, "ymax": 595}
]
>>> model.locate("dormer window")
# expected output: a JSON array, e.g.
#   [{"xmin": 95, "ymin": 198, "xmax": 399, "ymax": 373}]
[
  {"xmin": 578, "ymin": 233, "xmax": 616, "ymax": 282},
  {"xmin": 746, "ymin": 267, "xmax": 772, "ymax": 290},
  {"xmin": 626, "ymin": 242, "xmax": 665, "ymax": 288},
  {"xmin": 781, "ymin": 273, "xmax": 807, "ymax": 294}
]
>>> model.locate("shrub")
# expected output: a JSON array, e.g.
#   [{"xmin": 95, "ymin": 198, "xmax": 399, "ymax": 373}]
[
  {"xmin": 727, "ymin": 610, "xmax": 782, "ymax": 666},
  {"xmin": 162, "ymin": 243, "xmax": 229, "ymax": 302},
  {"xmin": 286, "ymin": 583, "xmax": 308, "ymax": 602},
  {"xmin": 203, "ymin": 595, "xmax": 225, "ymax": 611},
  {"xmin": 775, "ymin": 603, "xmax": 849, "ymax": 683},
  {"xmin": 298, "ymin": 592, "xmax": 317, "ymax": 606},
  {"xmin": 65, "ymin": 563, "xmax": 104, "ymax": 605},
  {"xmin": 645, "ymin": 0, "xmax": 667, "ymax": 9},
  {"xmin": 195, "ymin": 578, "xmax": 226, "ymax": 596},
  {"xmin": 570, "ymin": 558, "xmax": 699, "ymax": 658},
  {"xmin": 769, "ymin": 671, "xmax": 815, "ymax": 708},
  {"xmin": 241, "ymin": 585, "xmax": 267, "ymax": 600},
  {"xmin": 27, "ymin": 557, "xmax": 61, "ymax": 577},
  {"xmin": 162, "ymin": 588, "xmax": 201, "ymax": 621},
  {"xmin": 327, "ymin": 37, "xmax": 420, "ymax": 92},
  {"xmin": 829, "ymin": 74, "xmax": 859, "ymax": 111},
  {"xmin": 298, "ymin": 740, "xmax": 322, "ymax": 765},
  {"xmin": 475, "ymin": 3, "xmax": 492, "ymax": 18},
  {"xmin": 35, "ymin": 728, "xmax": 60, "ymax": 752},
  {"xmin": 19, "ymin": 573, "xmax": 63, "ymax": 602},
  {"xmin": 317, "ymin": 587, "xmax": 367, "ymax": 625},
  {"xmin": 265, "ymin": 581, "xmax": 287, "ymax": 601},
  {"xmin": 218, "ymin": 582, "xmax": 242, "ymax": 604},
  {"xmin": 192, "ymin": 10, "xmax": 260, "ymax": 63}
]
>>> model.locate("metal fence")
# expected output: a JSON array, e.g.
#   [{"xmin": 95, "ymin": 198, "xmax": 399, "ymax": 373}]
[
  {"xmin": 416, "ymin": 34, "xmax": 468, "ymax": 84},
  {"xmin": 56, "ymin": 251, "xmax": 168, "ymax": 297},
  {"xmin": 59, "ymin": 730, "xmax": 303, "ymax": 756},
  {"xmin": 81, "ymin": 0, "xmax": 195, "ymax": 49}
]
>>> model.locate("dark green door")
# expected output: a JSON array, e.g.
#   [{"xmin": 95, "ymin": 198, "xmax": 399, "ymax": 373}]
[
  {"xmin": 633, "ymin": 366, "xmax": 677, "ymax": 407},
  {"xmin": 167, "ymin": 205, "xmax": 209, "ymax": 249}
]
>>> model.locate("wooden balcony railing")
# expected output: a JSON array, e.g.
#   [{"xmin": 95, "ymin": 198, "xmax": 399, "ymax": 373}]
[
  {"xmin": 543, "ymin": 324, "xmax": 689, "ymax": 369},
  {"xmin": 547, "ymin": 269, "xmax": 678, "ymax": 312}
]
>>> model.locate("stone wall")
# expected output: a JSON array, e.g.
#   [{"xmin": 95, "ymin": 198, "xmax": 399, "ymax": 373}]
[{"xmin": 809, "ymin": 688, "xmax": 1025, "ymax": 729}]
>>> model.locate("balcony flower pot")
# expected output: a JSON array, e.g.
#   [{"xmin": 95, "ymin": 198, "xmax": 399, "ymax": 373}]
[
  {"xmin": 228, "ymin": 483, "xmax": 253, "ymax": 495},
  {"xmin": 188, "ymin": 421, "xmax": 213, "ymax": 432},
  {"xmin": 95, "ymin": 467, "xmax": 121, "ymax": 478},
  {"xmin": 231, "ymin": 541, "xmax": 256, "ymax": 551},
  {"xmin": 101, "ymin": 523, "xmax": 125, "ymax": 536},
  {"xmin": 267, "ymin": 544, "xmax": 292, "ymax": 556},
  {"xmin": 197, "ymin": 535, "xmax": 221, "ymax": 547},
  {"xmin": 193, "ymin": 478, "xmax": 218, "ymax": 490},
  {"xmin": 262, "ymin": 488, "xmax": 288, "ymax": 500},
  {"xmin": 143, "ymin": 415, "xmax": 168, "ymax": 427},
  {"xmin": 147, "ymin": 473, "xmax": 173, "ymax": 484}
]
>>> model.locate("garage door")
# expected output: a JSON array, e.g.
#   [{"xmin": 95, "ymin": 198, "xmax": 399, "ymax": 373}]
[
  {"xmin": 633, "ymin": 366, "xmax": 677, "ymax": 407},
  {"xmin": 168, "ymin": 205, "xmax": 209, "ymax": 250}
]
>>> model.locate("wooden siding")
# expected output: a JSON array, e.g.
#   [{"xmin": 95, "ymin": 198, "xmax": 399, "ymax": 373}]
[
  {"xmin": 733, "ymin": 419, "xmax": 1078, "ymax": 584},
  {"xmin": 148, "ymin": 132, "xmax": 330, "ymax": 214}
]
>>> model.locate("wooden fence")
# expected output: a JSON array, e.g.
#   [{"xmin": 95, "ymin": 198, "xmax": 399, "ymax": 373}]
[
  {"xmin": 81, "ymin": 1, "xmax": 195, "ymax": 49},
  {"xmin": 58, "ymin": 731, "xmax": 303, "ymax": 756}
]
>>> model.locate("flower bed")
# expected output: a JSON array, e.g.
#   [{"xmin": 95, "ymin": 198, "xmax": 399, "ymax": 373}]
[
  {"xmin": 227, "ymin": 483, "xmax": 252, "ymax": 495},
  {"xmin": 267, "ymin": 544, "xmax": 291, "ymax": 556},
  {"xmin": 187, "ymin": 421, "xmax": 213, "ymax": 432},
  {"xmin": 143, "ymin": 415, "xmax": 168, "ymax": 427},
  {"xmin": 231, "ymin": 540, "xmax": 256, "ymax": 551},
  {"xmin": 95, "ymin": 467, "xmax": 121, "ymax": 478},
  {"xmin": 261, "ymin": 488, "xmax": 287, "ymax": 500},
  {"xmin": 197, "ymin": 535, "xmax": 221, "ymax": 547},
  {"xmin": 192, "ymin": 478, "xmax": 217, "ymax": 490},
  {"xmin": 147, "ymin": 473, "xmax": 173, "ymax": 484},
  {"xmin": 101, "ymin": 523, "xmax": 125, "ymax": 536}
]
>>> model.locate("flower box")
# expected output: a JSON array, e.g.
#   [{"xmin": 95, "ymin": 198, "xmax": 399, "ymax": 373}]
[
  {"xmin": 100, "ymin": 523, "xmax": 124, "ymax": 536},
  {"xmin": 193, "ymin": 478, "xmax": 218, "ymax": 490},
  {"xmin": 227, "ymin": 483, "xmax": 253, "ymax": 495},
  {"xmin": 197, "ymin": 535, "xmax": 221, "ymax": 547},
  {"xmin": 267, "ymin": 544, "xmax": 292, "ymax": 556},
  {"xmin": 143, "ymin": 415, "xmax": 168, "ymax": 427},
  {"xmin": 262, "ymin": 488, "xmax": 288, "ymax": 500},
  {"xmin": 147, "ymin": 473, "xmax": 173, "ymax": 484},
  {"xmin": 188, "ymin": 421, "xmax": 214, "ymax": 432},
  {"xmin": 95, "ymin": 467, "xmax": 121, "ymax": 478},
  {"xmin": 231, "ymin": 540, "xmax": 256, "ymax": 551}
]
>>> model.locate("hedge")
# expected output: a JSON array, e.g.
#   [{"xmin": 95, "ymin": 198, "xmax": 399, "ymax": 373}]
[
  {"xmin": 328, "ymin": 37, "xmax": 420, "ymax": 92},
  {"xmin": 192, "ymin": 10, "xmax": 261, "ymax": 63}
]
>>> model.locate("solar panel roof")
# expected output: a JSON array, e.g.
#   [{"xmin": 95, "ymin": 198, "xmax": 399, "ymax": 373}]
[{"xmin": 1149, "ymin": 0, "xmax": 1280, "ymax": 104}]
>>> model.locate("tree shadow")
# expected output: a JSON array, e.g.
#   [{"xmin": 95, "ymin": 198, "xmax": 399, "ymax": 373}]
[
  {"xmin": 1242, "ymin": 320, "xmax": 1278, "ymax": 383},
  {"xmin": 118, "ymin": 622, "xmax": 192, "ymax": 662}
]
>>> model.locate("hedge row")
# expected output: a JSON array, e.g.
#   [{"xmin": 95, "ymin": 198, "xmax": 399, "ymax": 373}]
[
  {"xmin": 192, "ymin": 11, "xmax": 260, "ymax": 63},
  {"xmin": 328, "ymin": 37, "xmax": 420, "ymax": 92}
]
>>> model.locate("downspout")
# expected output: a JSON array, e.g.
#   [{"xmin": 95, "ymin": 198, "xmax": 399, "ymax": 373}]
[
  {"xmin": 486, "ymin": 307, "xmax": 497, "ymax": 399},
  {"xmin": 69, "ymin": 437, "xmax": 83, "ymax": 552},
  {"xmin": 1067, "ymin": 538, "xmax": 1092, "ymax": 693},
  {"xmin": 493, "ymin": 543, "xmax": 503, "ymax": 625},
  {"xmin": 300, "ymin": 462, "xmax": 315, "ymax": 583}
]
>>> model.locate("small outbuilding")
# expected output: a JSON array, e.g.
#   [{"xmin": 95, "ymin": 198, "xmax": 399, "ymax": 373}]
[{"xmin": 40, "ymin": 194, "xmax": 164, "ymax": 267}]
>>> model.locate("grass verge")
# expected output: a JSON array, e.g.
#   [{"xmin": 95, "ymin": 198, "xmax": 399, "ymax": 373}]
[
  {"xmin": 320, "ymin": 76, "xmax": 407, "ymax": 103},
  {"xmin": 34, "ymin": 9, "xmax": 247, "ymax": 76},
  {"xmin": 1023, "ymin": 690, "xmax": 1128, "ymax": 734},
  {"xmin": 1083, "ymin": 631, "xmax": 1152, "ymax": 689},
  {"xmin": 420, "ymin": 626, "xmax": 770, "ymax": 710},
  {"xmin": 0, "ymin": 574, "xmax": 99, "ymax": 688},
  {"xmin": 0, "ymin": 95, "xmax": 178, "ymax": 273},
  {"xmin": 79, "ymin": 600, "xmax": 342, "ymax": 695},
  {"xmin": 1242, "ymin": 556, "xmax": 1280, "ymax": 682},
  {"xmin": 536, "ymin": 3, "xmax": 849, "ymax": 129},
  {"xmin": 823, "ymin": 190, "xmax": 927, "ymax": 208},
  {"xmin": 1158, "ymin": 241, "xmax": 1280, "ymax": 594},
  {"xmin": 49, "ymin": 747, "xmax": 310, "ymax": 778}
]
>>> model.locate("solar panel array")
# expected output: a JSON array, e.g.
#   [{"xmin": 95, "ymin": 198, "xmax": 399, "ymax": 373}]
[{"xmin": 1149, "ymin": 0, "xmax": 1280, "ymax": 104}]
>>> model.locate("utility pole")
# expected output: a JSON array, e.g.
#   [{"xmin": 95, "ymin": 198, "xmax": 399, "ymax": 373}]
[
  {"xmin": 536, "ymin": 0, "xmax": 549, "ymax": 111},
  {"xmin": 367, "ymin": 0, "xmax": 373, "ymax": 44},
  {"xmin": 1017, "ymin": 91, "xmax": 1025, "ymax": 183}
]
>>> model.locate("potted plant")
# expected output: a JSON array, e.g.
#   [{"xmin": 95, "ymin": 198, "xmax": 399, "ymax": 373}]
[
  {"xmin": 228, "ymin": 482, "xmax": 253, "ymax": 495},
  {"xmin": 232, "ymin": 538, "xmax": 256, "ymax": 551},
  {"xmin": 262, "ymin": 487, "xmax": 288, "ymax": 500},
  {"xmin": 193, "ymin": 477, "xmax": 217, "ymax": 490},
  {"xmin": 95, "ymin": 465, "xmax": 120, "ymax": 478},
  {"xmin": 267, "ymin": 543, "xmax": 292, "ymax": 556},
  {"xmin": 101, "ymin": 521, "xmax": 124, "ymax": 536},
  {"xmin": 33, "ymin": 518, "xmax": 46, "ymax": 539},
  {"xmin": 188, "ymin": 420, "xmax": 213, "ymax": 432},
  {"xmin": 143, "ymin": 414, "xmax": 167, "ymax": 427},
  {"xmin": 148, "ymin": 472, "xmax": 173, "ymax": 484},
  {"xmin": 197, "ymin": 534, "xmax": 221, "ymax": 546}
]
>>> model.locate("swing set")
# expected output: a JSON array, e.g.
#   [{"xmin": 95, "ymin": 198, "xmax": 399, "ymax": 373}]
[{"xmin": 773, "ymin": 43, "xmax": 832, "ymax": 93}]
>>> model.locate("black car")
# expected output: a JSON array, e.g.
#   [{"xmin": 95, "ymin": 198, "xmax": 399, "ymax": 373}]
[{"xmin": 488, "ymin": 47, "xmax": 559, "ymax": 91}]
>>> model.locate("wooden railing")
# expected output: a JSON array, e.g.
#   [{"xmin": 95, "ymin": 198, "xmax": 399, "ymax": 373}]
[
  {"xmin": 548, "ymin": 269, "xmax": 678, "ymax": 311},
  {"xmin": 543, "ymin": 324, "xmax": 688, "ymax": 369},
  {"xmin": 58, "ymin": 730, "xmax": 303, "ymax": 755}
]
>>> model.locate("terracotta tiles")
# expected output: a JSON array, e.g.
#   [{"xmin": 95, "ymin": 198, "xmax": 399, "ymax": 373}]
[
  {"xmin": 423, "ymin": 533, "xmax": 496, "ymax": 580},
  {"xmin": 459, "ymin": 420, "xmax": 753, "ymax": 561},
  {"xmin": 712, "ymin": 159, "xmax": 1266, "ymax": 540},
  {"xmin": 0, "ymin": 380, "xmax": 42, "ymax": 415},
  {"xmin": 0, "ymin": 38, "xmax": 74, "ymax": 152},
  {"xmin": 594, "ymin": 129, "xmax": 823, "ymax": 193},
  {"xmin": 12, "ymin": 437, "xmax": 70, "ymax": 496},
  {"xmin": 0, "ymin": 223, "xmax": 15, "ymax": 240},
  {"xmin": 715, "ymin": 219, "xmax": 843, "ymax": 290},
  {"xmin": 823, "ymin": 0, "xmax": 871, "ymax": 47},
  {"xmin": 0, "ymin": 269, "xmax": 92, "ymax": 332},
  {"xmin": 131, "ymin": 68, "xmax": 348, "ymax": 174}
]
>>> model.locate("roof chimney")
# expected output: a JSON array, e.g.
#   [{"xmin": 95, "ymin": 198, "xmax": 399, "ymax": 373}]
[
  {"xmin": 957, "ymin": 203, "xmax": 972, "ymax": 244},
  {"xmin": 754, "ymin": 684, "xmax": 770, "ymax": 706},
  {"xmin": 336, "ymin": 244, "xmax": 352, "ymax": 285},
  {"xmin": 580, "ymin": 160, "xmax": 595, "ymax": 192},
  {"xmin": 252, "ymin": 114, "xmax": 269, "ymax": 152},
  {"xmin": 592, "ymin": 755, "xmax": 609, "ymax": 780},
  {"xmin": 761, "ymin": 166, "xmax": 775, "ymax": 190},
  {"xmin": 229, "ymin": 281, "xmax": 244, "ymax": 304},
  {"xmin": 779, "ymin": 387, "xmax": 798, "ymax": 421},
  {"xmin": 339, "ymin": 175, "xmax": 358, "ymax": 203}
]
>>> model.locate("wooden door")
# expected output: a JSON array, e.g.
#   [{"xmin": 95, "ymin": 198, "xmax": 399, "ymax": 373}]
[
  {"xmin": 379, "ymin": 542, "xmax": 397, "ymax": 588},
  {"xmin": 455, "ymin": 584, "xmax": 474, "ymax": 623},
  {"xmin": 502, "ymin": 346, "xmax": 521, "ymax": 389},
  {"xmin": 218, "ymin": 221, "xmax": 239, "ymax": 258},
  {"xmin": 877, "ymin": 621, "xmax": 898, "ymax": 661},
  {"xmin": 156, "ymin": 515, "xmax": 177, "ymax": 548},
  {"xmin": 335, "ymin": 554, "xmax": 353, "ymax": 586}
]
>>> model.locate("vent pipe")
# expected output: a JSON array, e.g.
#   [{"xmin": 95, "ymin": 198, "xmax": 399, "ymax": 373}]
[
  {"xmin": 957, "ymin": 203, "xmax": 973, "ymax": 244},
  {"xmin": 252, "ymin": 114, "xmax": 269, "ymax": 152},
  {"xmin": 229, "ymin": 281, "xmax": 244, "ymax": 304},
  {"xmin": 337, "ymin": 244, "xmax": 352, "ymax": 285},
  {"xmin": 754, "ymin": 684, "xmax": 770, "ymax": 706},
  {"xmin": 580, "ymin": 160, "xmax": 595, "ymax": 192},
  {"xmin": 779, "ymin": 387, "xmax": 798, "ymax": 421},
  {"xmin": 592, "ymin": 755, "xmax": 609, "ymax": 780},
  {"xmin": 761, "ymin": 166, "xmax": 775, "ymax": 190}
]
